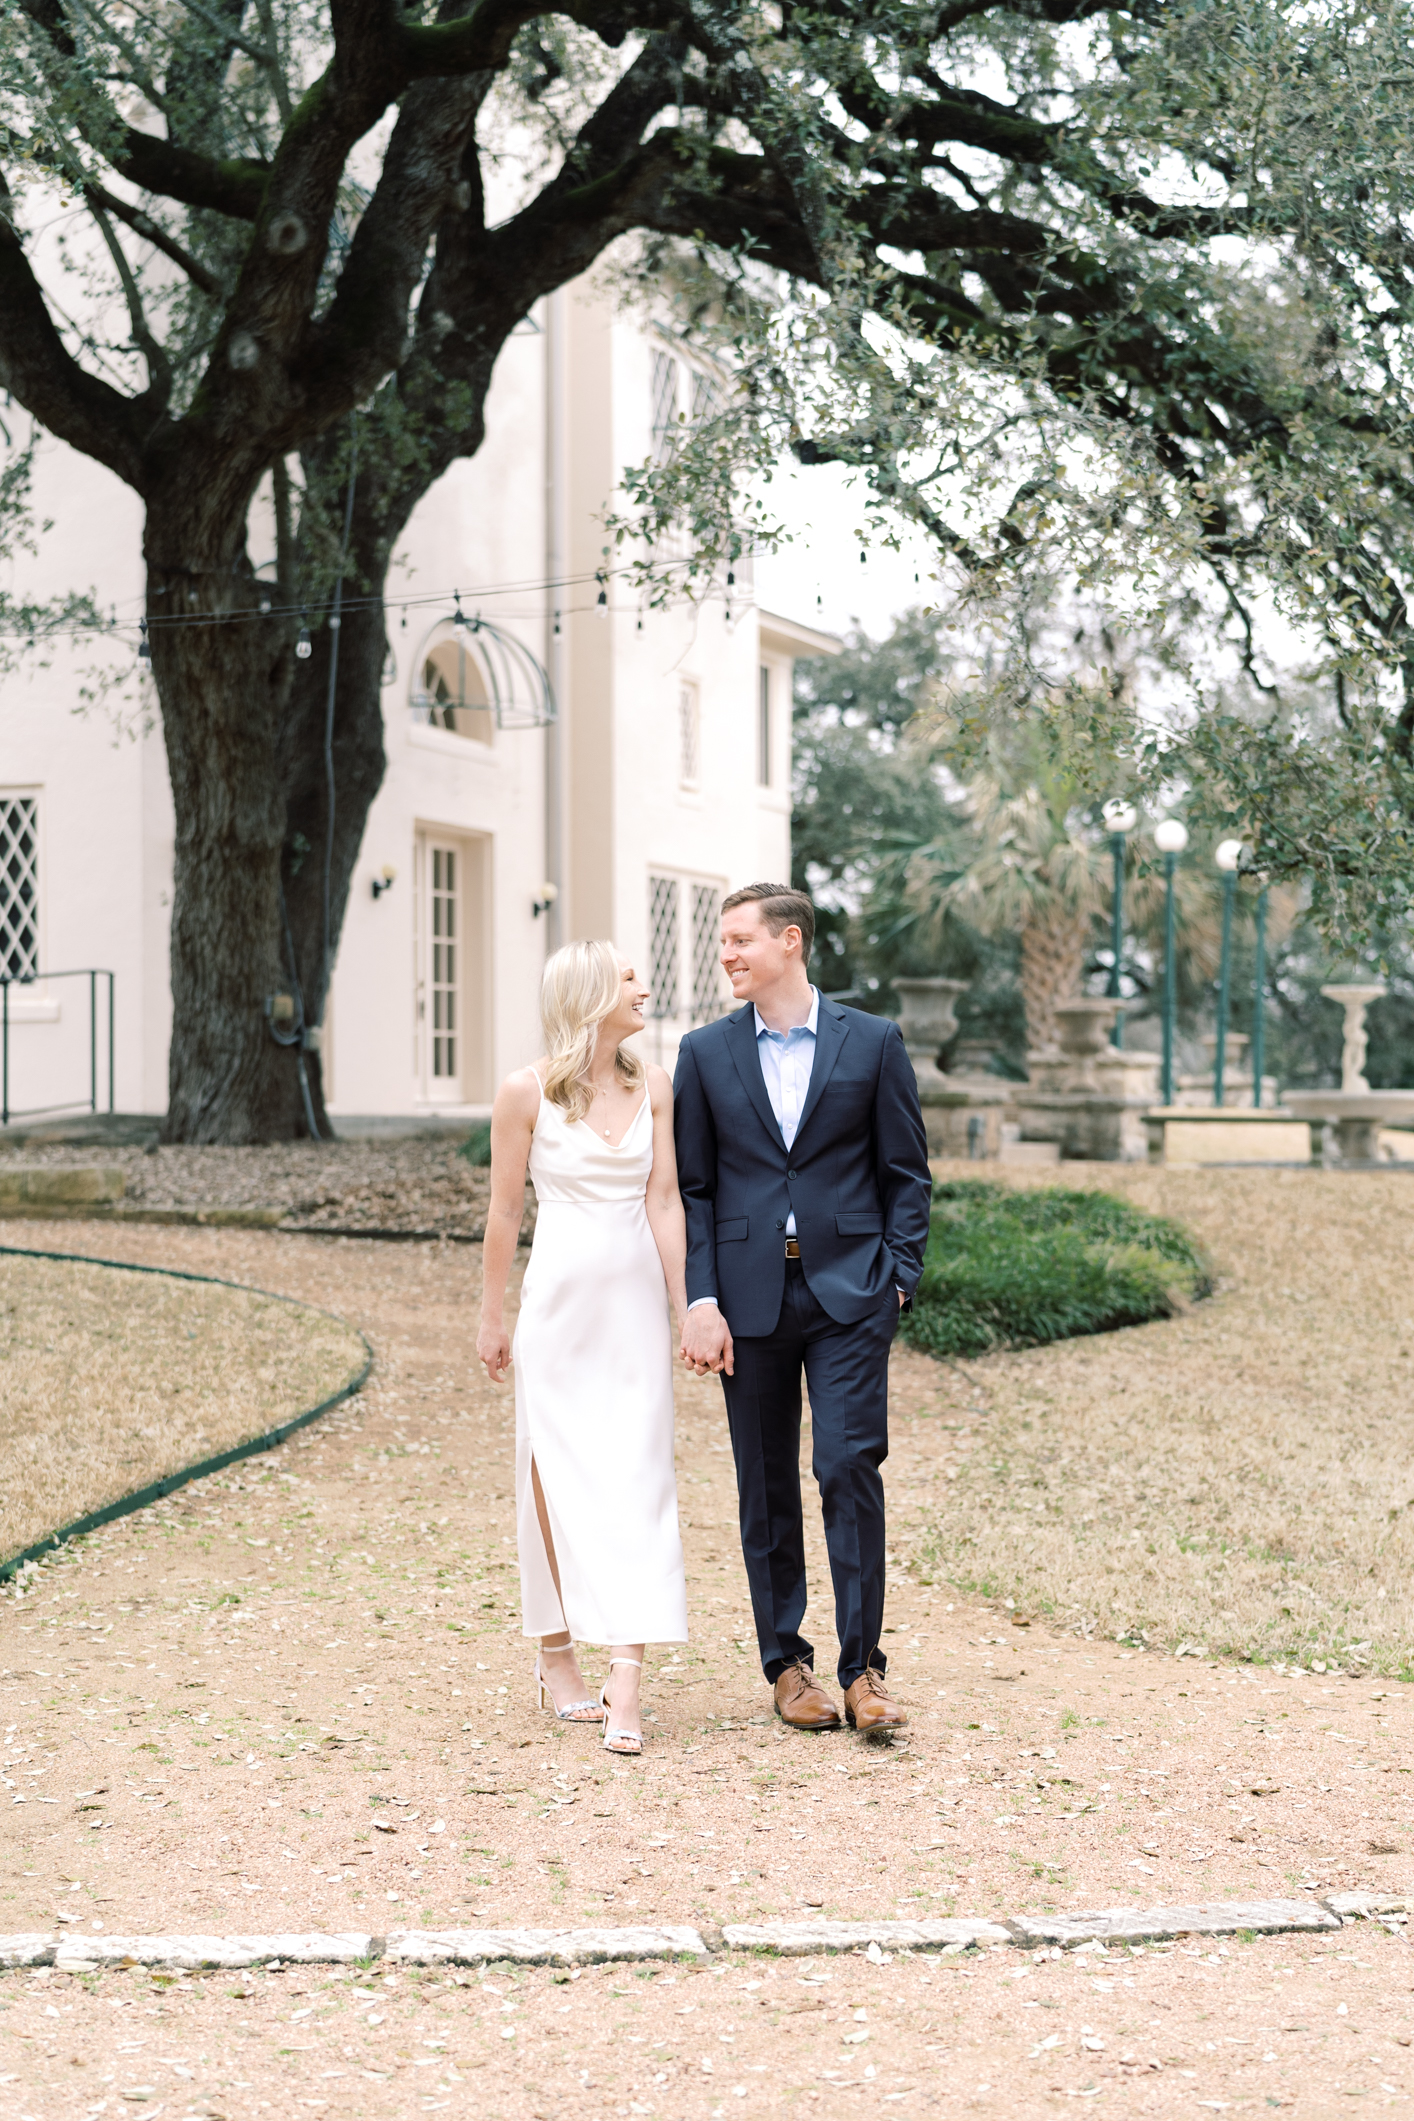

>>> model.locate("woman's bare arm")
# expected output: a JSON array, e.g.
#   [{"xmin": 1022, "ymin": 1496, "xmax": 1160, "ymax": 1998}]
[
  {"xmin": 476, "ymin": 1067, "xmax": 540, "ymax": 1383},
  {"xmin": 643, "ymin": 1064, "xmax": 689, "ymax": 1330}
]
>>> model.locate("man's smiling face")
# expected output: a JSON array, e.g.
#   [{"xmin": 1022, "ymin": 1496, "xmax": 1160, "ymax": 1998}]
[{"xmin": 720, "ymin": 903, "xmax": 799, "ymax": 1004}]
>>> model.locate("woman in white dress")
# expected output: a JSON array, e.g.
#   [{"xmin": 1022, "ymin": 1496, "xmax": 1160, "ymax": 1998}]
[{"xmin": 477, "ymin": 941, "xmax": 689, "ymax": 1753}]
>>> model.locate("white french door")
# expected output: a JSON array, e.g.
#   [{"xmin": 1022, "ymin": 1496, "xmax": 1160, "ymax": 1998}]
[{"xmin": 415, "ymin": 830, "xmax": 490, "ymax": 1103}]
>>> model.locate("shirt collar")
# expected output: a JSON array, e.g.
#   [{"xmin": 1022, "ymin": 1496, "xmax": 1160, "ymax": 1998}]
[{"xmin": 754, "ymin": 986, "xmax": 820, "ymax": 1042}]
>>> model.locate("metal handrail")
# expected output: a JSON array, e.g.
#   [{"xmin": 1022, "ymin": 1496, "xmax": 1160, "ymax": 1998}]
[{"xmin": 0, "ymin": 969, "xmax": 115, "ymax": 1128}]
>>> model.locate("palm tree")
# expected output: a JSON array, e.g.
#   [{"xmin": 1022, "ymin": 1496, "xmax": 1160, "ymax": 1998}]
[{"xmin": 908, "ymin": 778, "xmax": 1110, "ymax": 1057}]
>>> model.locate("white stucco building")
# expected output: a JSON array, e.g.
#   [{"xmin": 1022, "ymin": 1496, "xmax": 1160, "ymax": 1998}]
[{"xmin": 0, "ymin": 281, "xmax": 836, "ymax": 1128}]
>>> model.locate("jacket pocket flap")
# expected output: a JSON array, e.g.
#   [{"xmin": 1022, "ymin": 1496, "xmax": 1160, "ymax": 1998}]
[
  {"xmin": 835, "ymin": 1214, "xmax": 884, "ymax": 1237},
  {"xmin": 715, "ymin": 1217, "xmax": 749, "ymax": 1242}
]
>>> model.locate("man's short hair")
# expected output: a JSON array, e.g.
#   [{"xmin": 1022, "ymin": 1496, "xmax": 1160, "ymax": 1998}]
[{"xmin": 720, "ymin": 881, "xmax": 815, "ymax": 959}]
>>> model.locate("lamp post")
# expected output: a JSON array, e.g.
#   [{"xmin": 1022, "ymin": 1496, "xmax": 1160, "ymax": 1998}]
[
  {"xmin": 1250, "ymin": 884, "xmax": 1268, "ymax": 1108},
  {"xmin": 1102, "ymin": 798, "xmax": 1138, "ymax": 1047},
  {"xmin": 1213, "ymin": 837, "xmax": 1245, "ymax": 1107},
  {"xmin": 1154, "ymin": 818, "xmax": 1189, "ymax": 1105}
]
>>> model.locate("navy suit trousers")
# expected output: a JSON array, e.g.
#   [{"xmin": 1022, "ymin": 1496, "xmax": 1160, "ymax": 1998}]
[{"xmin": 720, "ymin": 1261, "xmax": 898, "ymax": 1691}]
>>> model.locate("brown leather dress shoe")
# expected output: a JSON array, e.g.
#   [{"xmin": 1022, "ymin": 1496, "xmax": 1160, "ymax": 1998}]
[
  {"xmin": 773, "ymin": 1659, "xmax": 842, "ymax": 1731},
  {"xmin": 843, "ymin": 1665, "xmax": 908, "ymax": 1733}
]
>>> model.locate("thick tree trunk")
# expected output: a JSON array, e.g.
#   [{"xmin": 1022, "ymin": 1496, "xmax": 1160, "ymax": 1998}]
[
  {"xmin": 278, "ymin": 591, "xmax": 389, "ymax": 1136},
  {"xmin": 153, "ymin": 326, "xmax": 495, "ymax": 1142},
  {"xmin": 152, "ymin": 535, "xmax": 311, "ymax": 1143}
]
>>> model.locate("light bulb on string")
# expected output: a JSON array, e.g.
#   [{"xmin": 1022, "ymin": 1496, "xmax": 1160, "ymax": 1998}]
[
  {"xmin": 296, "ymin": 608, "xmax": 312, "ymax": 659},
  {"xmin": 258, "ymin": 595, "xmax": 271, "ymax": 615},
  {"xmin": 553, "ymin": 610, "xmax": 561, "ymax": 637},
  {"xmin": 400, "ymin": 607, "xmax": 408, "ymax": 631},
  {"xmin": 138, "ymin": 617, "xmax": 151, "ymax": 667},
  {"xmin": 595, "ymin": 572, "xmax": 608, "ymax": 619},
  {"xmin": 453, "ymin": 591, "xmax": 467, "ymax": 635}
]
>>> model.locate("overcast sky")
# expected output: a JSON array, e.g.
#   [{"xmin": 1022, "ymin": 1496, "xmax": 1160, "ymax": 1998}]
[{"xmin": 754, "ymin": 460, "xmax": 941, "ymax": 647}]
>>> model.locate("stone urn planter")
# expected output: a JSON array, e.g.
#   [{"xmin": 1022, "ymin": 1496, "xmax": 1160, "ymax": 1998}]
[
  {"xmin": 894, "ymin": 978, "xmax": 968, "ymax": 1092},
  {"xmin": 1054, "ymin": 998, "xmax": 1124, "ymax": 1060}
]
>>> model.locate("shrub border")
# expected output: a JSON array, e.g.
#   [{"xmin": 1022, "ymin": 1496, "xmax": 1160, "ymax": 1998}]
[{"xmin": 0, "ymin": 1242, "xmax": 372, "ymax": 1583}]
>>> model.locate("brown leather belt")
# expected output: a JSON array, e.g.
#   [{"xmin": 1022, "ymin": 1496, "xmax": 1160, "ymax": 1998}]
[{"xmin": 784, "ymin": 1238, "xmax": 801, "ymax": 1260}]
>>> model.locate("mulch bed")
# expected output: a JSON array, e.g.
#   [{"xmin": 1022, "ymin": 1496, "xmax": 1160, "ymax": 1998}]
[{"xmin": 0, "ymin": 1138, "xmax": 535, "ymax": 1242}]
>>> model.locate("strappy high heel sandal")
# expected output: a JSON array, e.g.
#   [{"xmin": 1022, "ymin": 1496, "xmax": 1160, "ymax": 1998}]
[
  {"xmin": 599, "ymin": 1656, "xmax": 644, "ymax": 1755},
  {"xmin": 535, "ymin": 1643, "xmax": 601, "ymax": 1723}
]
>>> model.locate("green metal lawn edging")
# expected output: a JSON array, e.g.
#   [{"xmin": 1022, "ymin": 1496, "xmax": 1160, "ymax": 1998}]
[{"xmin": 0, "ymin": 1242, "xmax": 372, "ymax": 1583}]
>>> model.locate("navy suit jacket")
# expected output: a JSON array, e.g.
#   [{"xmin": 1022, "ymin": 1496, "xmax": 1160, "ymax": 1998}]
[{"xmin": 672, "ymin": 995, "xmax": 933, "ymax": 1337}]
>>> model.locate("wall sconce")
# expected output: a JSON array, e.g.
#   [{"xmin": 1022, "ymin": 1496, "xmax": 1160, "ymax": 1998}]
[
  {"xmin": 372, "ymin": 863, "xmax": 397, "ymax": 900},
  {"xmin": 532, "ymin": 881, "xmax": 559, "ymax": 919}
]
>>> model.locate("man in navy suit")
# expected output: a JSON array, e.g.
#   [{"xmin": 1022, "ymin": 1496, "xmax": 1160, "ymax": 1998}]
[{"xmin": 674, "ymin": 883, "xmax": 933, "ymax": 1733}]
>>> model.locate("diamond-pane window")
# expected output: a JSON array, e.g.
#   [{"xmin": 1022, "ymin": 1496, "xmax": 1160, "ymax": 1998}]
[
  {"xmin": 691, "ymin": 884, "xmax": 722, "ymax": 1022},
  {"xmin": 650, "ymin": 349, "xmax": 679, "ymax": 465},
  {"xmin": 648, "ymin": 873, "xmax": 679, "ymax": 1019},
  {"xmin": 691, "ymin": 369, "xmax": 721, "ymax": 423},
  {"xmin": 0, "ymin": 797, "xmax": 39, "ymax": 980}
]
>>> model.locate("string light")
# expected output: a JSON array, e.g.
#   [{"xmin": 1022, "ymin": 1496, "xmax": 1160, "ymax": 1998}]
[
  {"xmin": 453, "ymin": 591, "xmax": 468, "ymax": 635},
  {"xmin": 296, "ymin": 608, "xmax": 312, "ymax": 659},
  {"xmin": 137, "ymin": 617, "xmax": 151, "ymax": 666},
  {"xmin": 552, "ymin": 609, "xmax": 561, "ymax": 636},
  {"xmin": 4, "ymin": 554, "xmax": 756, "ymax": 652}
]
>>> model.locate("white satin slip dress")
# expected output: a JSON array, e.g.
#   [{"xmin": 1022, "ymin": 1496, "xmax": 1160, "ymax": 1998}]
[{"xmin": 513, "ymin": 1076, "xmax": 688, "ymax": 1647}]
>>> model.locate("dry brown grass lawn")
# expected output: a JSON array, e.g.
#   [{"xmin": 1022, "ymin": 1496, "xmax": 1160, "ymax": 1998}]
[
  {"xmin": 894, "ymin": 1163, "xmax": 1414, "ymax": 1677},
  {"xmin": 0, "ymin": 1249, "xmax": 367, "ymax": 1563}
]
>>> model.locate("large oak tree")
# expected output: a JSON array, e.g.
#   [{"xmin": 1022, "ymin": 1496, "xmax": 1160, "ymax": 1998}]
[{"xmin": 3, "ymin": 0, "xmax": 1409, "ymax": 1139}]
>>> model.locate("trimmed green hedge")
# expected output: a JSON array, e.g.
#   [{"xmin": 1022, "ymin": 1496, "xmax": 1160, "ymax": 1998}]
[{"xmin": 900, "ymin": 1179, "xmax": 1212, "ymax": 1360}]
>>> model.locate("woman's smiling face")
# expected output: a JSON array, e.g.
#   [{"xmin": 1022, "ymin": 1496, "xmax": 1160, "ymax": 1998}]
[{"xmin": 604, "ymin": 957, "xmax": 649, "ymax": 1042}]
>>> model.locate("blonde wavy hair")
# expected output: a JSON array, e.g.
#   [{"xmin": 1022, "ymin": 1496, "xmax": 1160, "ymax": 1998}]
[{"xmin": 541, "ymin": 939, "xmax": 646, "ymax": 1125}]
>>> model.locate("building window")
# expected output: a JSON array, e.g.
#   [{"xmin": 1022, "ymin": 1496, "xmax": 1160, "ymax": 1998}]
[
  {"xmin": 0, "ymin": 796, "xmax": 39, "ymax": 980},
  {"xmin": 678, "ymin": 682, "xmax": 700, "ymax": 786},
  {"xmin": 429, "ymin": 844, "xmax": 458, "ymax": 1081},
  {"xmin": 648, "ymin": 873, "xmax": 680, "ymax": 1019},
  {"xmin": 415, "ymin": 633, "xmax": 494, "ymax": 744},
  {"xmin": 690, "ymin": 884, "xmax": 723, "ymax": 1022},
  {"xmin": 757, "ymin": 666, "xmax": 771, "ymax": 786},
  {"xmin": 691, "ymin": 369, "xmax": 721, "ymax": 423},
  {"xmin": 650, "ymin": 349, "xmax": 679, "ymax": 464}
]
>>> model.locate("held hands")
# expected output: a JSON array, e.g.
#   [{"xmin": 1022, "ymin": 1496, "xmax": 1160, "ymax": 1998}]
[
  {"xmin": 477, "ymin": 1319, "xmax": 512, "ymax": 1384},
  {"xmin": 679, "ymin": 1302, "xmax": 734, "ymax": 1378}
]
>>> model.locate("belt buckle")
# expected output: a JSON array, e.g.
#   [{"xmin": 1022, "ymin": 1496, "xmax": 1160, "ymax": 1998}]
[{"xmin": 784, "ymin": 1238, "xmax": 801, "ymax": 1260}]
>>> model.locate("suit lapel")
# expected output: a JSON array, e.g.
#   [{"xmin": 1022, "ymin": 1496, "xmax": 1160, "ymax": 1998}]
[
  {"xmin": 793, "ymin": 998, "xmax": 849, "ymax": 1146},
  {"xmin": 724, "ymin": 1004, "xmax": 786, "ymax": 1150}
]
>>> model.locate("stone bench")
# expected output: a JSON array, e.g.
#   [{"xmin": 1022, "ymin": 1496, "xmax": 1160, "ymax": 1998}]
[{"xmin": 1144, "ymin": 1108, "xmax": 1311, "ymax": 1167}]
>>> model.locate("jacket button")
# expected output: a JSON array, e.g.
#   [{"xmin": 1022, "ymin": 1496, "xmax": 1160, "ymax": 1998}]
[
  {"xmin": 787, "ymin": 1169, "xmax": 798, "ymax": 1179},
  {"xmin": 775, "ymin": 1218, "xmax": 784, "ymax": 1231}
]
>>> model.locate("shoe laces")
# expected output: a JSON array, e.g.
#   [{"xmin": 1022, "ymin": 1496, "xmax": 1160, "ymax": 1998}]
[
  {"xmin": 857, "ymin": 1665, "xmax": 891, "ymax": 1698},
  {"xmin": 780, "ymin": 1658, "xmax": 818, "ymax": 1694}
]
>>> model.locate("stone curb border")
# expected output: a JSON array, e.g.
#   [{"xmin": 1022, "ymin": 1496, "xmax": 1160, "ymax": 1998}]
[
  {"xmin": 0, "ymin": 1244, "xmax": 373, "ymax": 1584},
  {"xmin": 1, "ymin": 1897, "xmax": 1405, "ymax": 1975}
]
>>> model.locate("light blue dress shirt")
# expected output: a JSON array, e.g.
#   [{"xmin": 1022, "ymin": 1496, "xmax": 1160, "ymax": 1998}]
[
  {"xmin": 685, "ymin": 988, "xmax": 819, "ymax": 1311},
  {"xmin": 754, "ymin": 986, "xmax": 819, "ymax": 1235}
]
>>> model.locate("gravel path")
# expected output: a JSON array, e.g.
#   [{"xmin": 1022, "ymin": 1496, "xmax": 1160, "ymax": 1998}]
[{"xmin": 0, "ymin": 1204, "xmax": 1411, "ymax": 2115}]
